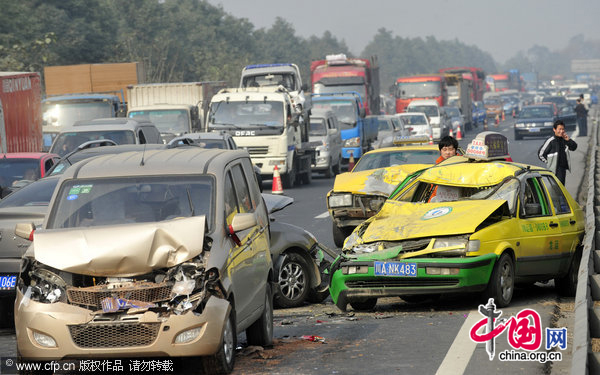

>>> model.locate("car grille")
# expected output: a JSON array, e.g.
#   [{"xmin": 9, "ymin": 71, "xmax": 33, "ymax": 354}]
[
  {"xmin": 69, "ymin": 323, "xmax": 161, "ymax": 348},
  {"xmin": 67, "ymin": 282, "xmax": 172, "ymax": 310},
  {"xmin": 245, "ymin": 146, "xmax": 269, "ymax": 155},
  {"xmin": 346, "ymin": 278, "xmax": 458, "ymax": 288}
]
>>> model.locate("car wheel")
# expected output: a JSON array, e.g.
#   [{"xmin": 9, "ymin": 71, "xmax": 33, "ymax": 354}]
[
  {"xmin": 332, "ymin": 222, "xmax": 351, "ymax": 248},
  {"xmin": 555, "ymin": 250, "xmax": 581, "ymax": 297},
  {"xmin": 275, "ymin": 253, "xmax": 311, "ymax": 308},
  {"xmin": 484, "ymin": 253, "xmax": 514, "ymax": 308},
  {"xmin": 246, "ymin": 283, "xmax": 273, "ymax": 347},
  {"xmin": 324, "ymin": 158, "xmax": 334, "ymax": 178},
  {"xmin": 202, "ymin": 308, "xmax": 236, "ymax": 374},
  {"xmin": 350, "ymin": 298, "xmax": 377, "ymax": 311},
  {"xmin": 300, "ymin": 168, "xmax": 312, "ymax": 185},
  {"xmin": 514, "ymin": 132, "xmax": 522, "ymax": 141},
  {"xmin": 281, "ymin": 162, "xmax": 296, "ymax": 189}
]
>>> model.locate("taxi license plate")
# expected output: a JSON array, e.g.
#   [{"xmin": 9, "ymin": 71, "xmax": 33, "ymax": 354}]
[
  {"xmin": 0, "ymin": 275, "xmax": 17, "ymax": 290},
  {"xmin": 529, "ymin": 128, "xmax": 540, "ymax": 132},
  {"xmin": 374, "ymin": 262, "xmax": 417, "ymax": 277}
]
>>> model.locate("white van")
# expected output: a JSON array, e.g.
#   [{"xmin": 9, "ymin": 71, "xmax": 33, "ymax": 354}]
[{"xmin": 406, "ymin": 99, "xmax": 450, "ymax": 141}]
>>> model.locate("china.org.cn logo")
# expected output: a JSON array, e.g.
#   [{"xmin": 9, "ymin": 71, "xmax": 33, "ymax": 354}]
[{"xmin": 469, "ymin": 299, "xmax": 567, "ymax": 363}]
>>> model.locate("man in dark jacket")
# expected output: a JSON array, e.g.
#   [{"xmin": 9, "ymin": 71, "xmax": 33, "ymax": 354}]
[
  {"xmin": 538, "ymin": 120, "xmax": 577, "ymax": 185},
  {"xmin": 574, "ymin": 98, "xmax": 588, "ymax": 136}
]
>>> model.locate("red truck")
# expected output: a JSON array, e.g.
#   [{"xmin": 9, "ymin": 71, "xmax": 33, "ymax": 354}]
[
  {"xmin": 310, "ymin": 54, "xmax": 380, "ymax": 115},
  {"xmin": 0, "ymin": 72, "xmax": 43, "ymax": 153},
  {"xmin": 394, "ymin": 74, "xmax": 447, "ymax": 113},
  {"xmin": 487, "ymin": 73, "xmax": 510, "ymax": 92},
  {"xmin": 439, "ymin": 67, "xmax": 485, "ymax": 101}
]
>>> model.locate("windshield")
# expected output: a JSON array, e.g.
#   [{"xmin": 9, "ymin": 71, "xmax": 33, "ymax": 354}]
[
  {"xmin": 444, "ymin": 107, "xmax": 461, "ymax": 117},
  {"xmin": 42, "ymin": 102, "xmax": 113, "ymax": 128},
  {"xmin": 129, "ymin": 109, "xmax": 188, "ymax": 134},
  {"xmin": 193, "ymin": 139, "xmax": 227, "ymax": 149},
  {"xmin": 0, "ymin": 177, "xmax": 59, "ymax": 208},
  {"xmin": 407, "ymin": 105, "xmax": 439, "ymax": 117},
  {"xmin": 353, "ymin": 150, "xmax": 439, "ymax": 172},
  {"xmin": 47, "ymin": 176, "xmax": 214, "ymax": 231},
  {"xmin": 377, "ymin": 119, "xmax": 393, "ymax": 131},
  {"xmin": 309, "ymin": 118, "xmax": 327, "ymax": 136},
  {"xmin": 312, "ymin": 100, "xmax": 357, "ymax": 128},
  {"xmin": 313, "ymin": 83, "xmax": 366, "ymax": 101},
  {"xmin": 242, "ymin": 73, "xmax": 296, "ymax": 91},
  {"xmin": 209, "ymin": 101, "xmax": 284, "ymax": 127},
  {"xmin": 0, "ymin": 159, "xmax": 41, "ymax": 188},
  {"xmin": 51, "ymin": 131, "xmax": 136, "ymax": 157},
  {"xmin": 519, "ymin": 107, "xmax": 554, "ymax": 119},
  {"xmin": 399, "ymin": 114, "xmax": 428, "ymax": 126},
  {"xmin": 395, "ymin": 81, "xmax": 441, "ymax": 99}
]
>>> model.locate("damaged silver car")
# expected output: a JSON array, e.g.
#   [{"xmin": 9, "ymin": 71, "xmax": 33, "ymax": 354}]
[{"xmin": 14, "ymin": 148, "xmax": 273, "ymax": 374}]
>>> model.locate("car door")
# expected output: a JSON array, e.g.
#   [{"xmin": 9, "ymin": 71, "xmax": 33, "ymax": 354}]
[{"xmin": 515, "ymin": 176, "xmax": 564, "ymax": 277}]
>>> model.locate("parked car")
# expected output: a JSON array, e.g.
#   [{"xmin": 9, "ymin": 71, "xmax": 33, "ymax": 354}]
[
  {"xmin": 15, "ymin": 148, "xmax": 273, "ymax": 374},
  {"xmin": 406, "ymin": 99, "xmax": 449, "ymax": 141},
  {"xmin": 49, "ymin": 118, "xmax": 163, "ymax": 157},
  {"xmin": 309, "ymin": 112, "xmax": 343, "ymax": 177},
  {"xmin": 327, "ymin": 139, "xmax": 440, "ymax": 247},
  {"xmin": 514, "ymin": 104, "xmax": 557, "ymax": 140},
  {"xmin": 330, "ymin": 132, "xmax": 584, "ymax": 311},
  {"xmin": 372, "ymin": 115, "xmax": 409, "ymax": 149},
  {"xmin": 0, "ymin": 152, "xmax": 60, "ymax": 197},
  {"xmin": 442, "ymin": 106, "xmax": 464, "ymax": 135},
  {"xmin": 396, "ymin": 112, "xmax": 433, "ymax": 139}
]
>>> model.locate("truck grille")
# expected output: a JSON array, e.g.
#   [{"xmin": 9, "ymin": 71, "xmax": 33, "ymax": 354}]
[
  {"xmin": 346, "ymin": 278, "xmax": 458, "ymax": 288},
  {"xmin": 245, "ymin": 146, "xmax": 269, "ymax": 155},
  {"xmin": 67, "ymin": 282, "xmax": 172, "ymax": 310},
  {"xmin": 69, "ymin": 323, "xmax": 161, "ymax": 348}
]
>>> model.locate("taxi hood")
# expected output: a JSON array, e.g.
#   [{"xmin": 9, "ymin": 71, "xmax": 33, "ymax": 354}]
[
  {"xmin": 32, "ymin": 216, "xmax": 205, "ymax": 277},
  {"xmin": 360, "ymin": 200, "xmax": 506, "ymax": 242},
  {"xmin": 333, "ymin": 165, "xmax": 428, "ymax": 196}
]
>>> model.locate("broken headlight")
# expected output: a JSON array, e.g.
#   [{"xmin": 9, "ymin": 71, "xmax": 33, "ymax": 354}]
[
  {"xmin": 27, "ymin": 268, "xmax": 67, "ymax": 304},
  {"xmin": 329, "ymin": 194, "xmax": 352, "ymax": 208}
]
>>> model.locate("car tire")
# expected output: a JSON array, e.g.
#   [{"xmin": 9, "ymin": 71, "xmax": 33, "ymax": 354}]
[
  {"xmin": 201, "ymin": 308, "xmax": 236, "ymax": 375},
  {"xmin": 332, "ymin": 222, "xmax": 351, "ymax": 248},
  {"xmin": 350, "ymin": 298, "xmax": 377, "ymax": 311},
  {"xmin": 275, "ymin": 253, "xmax": 311, "ymax": 308},
  {"xmin": 246, "ymin": 283, "xmax": 273, "ymax": 347},
  {"xmin": 555, "ymin": 250, "xmax": 581, "ymax": 297},
  {"xmin": 514, "ymin": 132, "xmax": 522, "ymax": 141},
  {"xmin": 281, "ymin": 162, "xmax": 296, "ymax": 189},
  {"xmin": 484, "ymin": 253, "xmax": 514, "ymax": 308}
]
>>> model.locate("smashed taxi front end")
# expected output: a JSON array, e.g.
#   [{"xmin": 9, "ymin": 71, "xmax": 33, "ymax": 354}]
[{"xmin": 15, "ymin": 175, "xmax": 230, "ymax": 361}]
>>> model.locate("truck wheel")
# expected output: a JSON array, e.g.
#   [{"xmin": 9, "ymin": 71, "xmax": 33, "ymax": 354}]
[
  {"xmin": 555, "ymin": 250, "xmax": 581, "ymax": 297},
  {"xmin": 246, "ymin": 283, "xmax": 273, "ymax": 347},
  {"xmin": 201, "ymin": 309, "xmax": 236, "ymax": 375},
  {"xmin": 281, "ymin": 163, "xmax": 296, "ymax": 189},
  {"xmin": 484, "ymin": 253, "xmax": 514, "ymax": 308},
  {"xmin": 300, "ymin": 169, "xmax": 312, "ymax": 185},
  {"xmin": 332, "ymin": 222, "xmax": 351, "ymax": 248},
  {"xmin": 350, "ymin": 298, "xmax": 377, "ymax": 311},
  {"xmin": 275, "ymin": 253, "xmax": 311, "ymax": 308}
]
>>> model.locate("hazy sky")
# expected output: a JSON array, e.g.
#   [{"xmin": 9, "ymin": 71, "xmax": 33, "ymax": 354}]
[{"xmin": 207, "ymin": 0, "xmax": 600, "ymax": 63}]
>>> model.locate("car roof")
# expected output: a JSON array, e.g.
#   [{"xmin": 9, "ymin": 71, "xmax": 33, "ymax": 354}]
[
  {"xmin": 59, "ymin": 148, "xmax": 248, "ymax": 180},
  {"xmin": 416, "ymin": 156, "xmax": 545, "ymax": 187}
]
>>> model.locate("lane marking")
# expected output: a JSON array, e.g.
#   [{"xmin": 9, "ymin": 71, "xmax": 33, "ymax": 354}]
[
  {"xmin": 314, "ymin": 211, "xmax": 329, "ymax": 219},
  {"xmin": 435, "ymin": 309, "xmax": 479, "ymax": 375}
]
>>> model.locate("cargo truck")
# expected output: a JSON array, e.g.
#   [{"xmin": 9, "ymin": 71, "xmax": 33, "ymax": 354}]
[
  {"xmin": 42, "ymin": 63, "xmax": 142, "ymax": 149},
  {"xmin": 206, "ymin": 87, "xmax": 316, "ymax": 188},
  {"xmin": 311, "ymin": 54, "xmax": 380, "ymax": 115},
  {"xmin": 127, "ymin": 81, "xmax": 226, "ymax": 143},
  {"xmin": 444, "ymin": 73, "xmax": 474, "ymax": 130},
  {"xmin": 0, "ymin": 72, "xmax": 43, "ymax": 153}
]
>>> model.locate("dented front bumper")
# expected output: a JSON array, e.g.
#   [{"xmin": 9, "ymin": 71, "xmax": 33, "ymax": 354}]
[{"xmin": 329, "ymin": 253, "xmax": 497, "ymax": 311}]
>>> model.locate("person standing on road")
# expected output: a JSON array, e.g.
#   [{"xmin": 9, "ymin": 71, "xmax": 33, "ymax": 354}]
[
  {"xmin": 436, "ymin": 135, "xmax": 458, "ymax": 164},
  {"xmin": 574, "ymin": 98, "xmax": 588, "ymax": 136},
  {"xmin": 538, "ymin": 120, "xmax": 577, "ymax": 185}
]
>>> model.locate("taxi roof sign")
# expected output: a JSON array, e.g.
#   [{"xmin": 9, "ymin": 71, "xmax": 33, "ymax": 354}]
[
  {"xmin": 465, "ymin": 131, "xmax": 510, "ymax": 160},
  {"xmin": 392, "ymin": 135, "xmax": 430, "ymax": 146}
]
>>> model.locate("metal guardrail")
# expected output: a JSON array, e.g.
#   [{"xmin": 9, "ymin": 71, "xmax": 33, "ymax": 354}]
[{"xmin": 572, "ymin": 113, "xmax": 599, "ymax": 374}]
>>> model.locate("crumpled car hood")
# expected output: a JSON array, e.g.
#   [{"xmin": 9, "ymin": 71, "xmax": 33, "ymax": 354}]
[
  {"xmin": 333, "ymin": 164, "xmax": 428, "ymax": 196},
  {"xmin": 360, "ymin": 200, "xmax": 505, "ymax": 242},
  {"xmin": 32, "ymin": 216, "xmax": 205, "ymax": 277}
]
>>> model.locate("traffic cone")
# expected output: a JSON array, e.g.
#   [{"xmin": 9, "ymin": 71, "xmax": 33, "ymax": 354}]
[
  {"xmin": 348, "ymin": 151, "xmax": 355, "ymax": 172},
  {"xmin": 456, "ymin": 125, "xmax": 462, "ymax": 140},
  {"xmin": 501, "ymin": 111, "xmax": 505, "ymax": 121},
  {"xmin": 272, "ymin": 165, "xmax": 283, "ymax": 195},
  {"xmin": 495, "ymin": 114, "xmax": 500, "ymax": 126},
  {"xmin": 449, "ymin": 127, "xmax": 454, "ymax": 137},
  {"xmin": 428, "ymin": 134, "xmax": 434, "ymax": 145}
]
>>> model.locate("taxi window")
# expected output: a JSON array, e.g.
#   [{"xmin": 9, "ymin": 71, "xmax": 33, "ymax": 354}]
[
  {"xmin": 231, "ymin": 164, "xmax": 254, "ymax": 213},
  {"xmin": 521, "ymin": 178, "xmax": 551, "ymax": 217},
  {"xmin": 224, "ymin": 172, "xmax": 237, "ymax": 226},
  {"xmin": 541, "ymin": 175, "xmax": 571, "ymax": 215}
]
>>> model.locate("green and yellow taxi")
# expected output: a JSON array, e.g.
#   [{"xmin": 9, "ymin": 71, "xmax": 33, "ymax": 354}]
[
  {"xmin": 326, "ymin": 137, "xmax": 439, "ymax": 247},
  {"xmin": 329, "ymin": 132, "xmax": 585, "ymax": 311}
]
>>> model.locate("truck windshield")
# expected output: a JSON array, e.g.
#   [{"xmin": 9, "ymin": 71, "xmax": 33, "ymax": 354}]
[
  {"xmin": 309, "ymin": 118, "xmax": 327, "ymax": 136},
  {"xmin": 395, "ymin": 81, "xmax": 441, "ymax": 99},
  {"xmin": 312, "ymin": 100, "xmax": 357, "ymax": 128},
  {"xmin": 313, "ymin": 84, "xmax": 366, "ymax": 101},
  {"xmin": 129, "ymin": 109, "xmax": 189, "ymax": 135},
  {"xmin": 43, "ymin": 102, "xmax": 113, "ymax": 128},
  {"xmin": 209, "ymin": 101, "xmax": 284, "ymax": 127},
  {"xmin": 242, "ymin": 74, "xmax": 296, "ymax": 91},
  {"xmin": 494, "ymin": 80, "xmax": 510, "ymax": 90},
  {"xmin": 51, "ymin": 131, "xmax": 136, "ymax": 157}
]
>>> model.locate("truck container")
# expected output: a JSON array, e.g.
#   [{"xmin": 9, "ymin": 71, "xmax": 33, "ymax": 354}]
[
  {"xmin": 311, "ymin": 54, "xmax": 380, "ymax": 115},
  {"xmin": 127, "ymin": 81, "xmax": 226, "ymax": 142},
  {"xmin": 439, "ymin": 67, "xmax": 485, "ymax": 101},
  {"xmin": 0, "ymin": 72, "xmax": 43, "ymax": 153},
  {"xmin": 444, "ymin": 72, "xmax": 474, "ymax": 130}
]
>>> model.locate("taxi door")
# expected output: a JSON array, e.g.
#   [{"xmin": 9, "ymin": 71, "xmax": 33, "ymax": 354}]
[
  {"xmin": 515, "ymin": 176, "xmax": 563, "ymax": 277},
  {"xmin": 541, "ymin": 174, "xmax": 582, "ymax": 274}
]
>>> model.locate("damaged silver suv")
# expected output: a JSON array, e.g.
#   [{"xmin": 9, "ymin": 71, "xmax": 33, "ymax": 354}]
[{"xmin": 14, "ymin": 148, "xmax": 273, "ymax": 374}]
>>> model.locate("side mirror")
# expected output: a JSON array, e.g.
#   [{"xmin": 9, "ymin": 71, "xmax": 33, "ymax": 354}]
[
  {"xmin": 229, "ymin": 213, "xmax": 257, "ymax": 233},
  {"xmin": 15, "ymin": 222, "xmax": 36, "ymax": 241}
]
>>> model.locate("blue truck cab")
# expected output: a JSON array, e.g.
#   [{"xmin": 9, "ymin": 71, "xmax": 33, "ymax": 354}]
[{"xmin": 311, "ymin": 92, "xmax": 377, "ymax": 164}]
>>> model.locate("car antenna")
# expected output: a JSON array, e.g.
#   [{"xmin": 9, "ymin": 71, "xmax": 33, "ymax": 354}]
[{"xmin": 140, "ymin": 144, "xmax": 146, "ymax": 166}]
